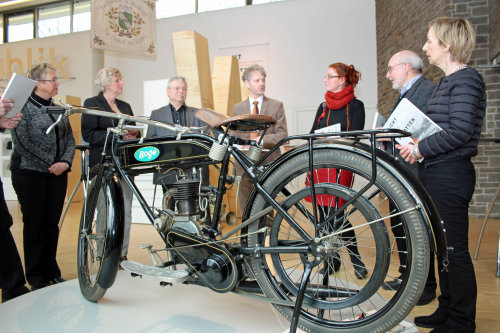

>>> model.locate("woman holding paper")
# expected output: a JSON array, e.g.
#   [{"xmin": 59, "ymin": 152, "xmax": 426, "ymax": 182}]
[
  {"xmin": 398, "ymin": 18, "xmax": 486, "ymax": 332},
  {"xmin": 11, "ymin": 63, "xmax": 75, "ymax": 290},
  {"xmin": 82, "ymin": 67, "xmax": 139, "ymax": 263},
  {"xmin": 307, "ymin": 62, "xmax": 367, "ymax": 279}
]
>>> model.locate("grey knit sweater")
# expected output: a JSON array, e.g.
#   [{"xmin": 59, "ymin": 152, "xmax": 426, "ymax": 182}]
[{"xmin": 11, "ymin": 95, "xmax": 75, "ymax": 174}]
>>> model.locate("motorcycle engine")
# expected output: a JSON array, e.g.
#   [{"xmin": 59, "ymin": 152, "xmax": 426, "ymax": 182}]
[{"xmin": 154, "ymin": 168, "xmax": 207, "ymax": 235}]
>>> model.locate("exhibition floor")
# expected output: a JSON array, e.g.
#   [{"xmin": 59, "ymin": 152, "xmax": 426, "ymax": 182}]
[
  {"xmin": 3, "ymin": 201, "xmax": 500, "ymax": 332},
  {"xmin": 0, "ymin": 270, "xmax": 290, "ymax": 332}
]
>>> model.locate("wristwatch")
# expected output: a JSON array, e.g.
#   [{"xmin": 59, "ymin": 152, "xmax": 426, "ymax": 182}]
[{"xmin": 411, "ymin": 144, "xmax": 422, "ymax": 160}]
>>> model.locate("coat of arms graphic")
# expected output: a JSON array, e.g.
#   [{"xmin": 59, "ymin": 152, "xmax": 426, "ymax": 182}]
[
  {"xmin": 106, "ymin": 5, "xmax": 144, "ymax": 38},
  {"xmin": 91, "ymin": 0, "xmax": 156, "ymax": 57}
]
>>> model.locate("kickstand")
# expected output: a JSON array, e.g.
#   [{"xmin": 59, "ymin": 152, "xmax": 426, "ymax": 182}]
[{"xmin": 289, "ymin": 261, "xmax": 313, "ymax": 333}]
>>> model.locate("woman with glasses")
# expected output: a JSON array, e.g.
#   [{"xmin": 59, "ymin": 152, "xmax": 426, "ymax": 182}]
[
  {"xmin": 307, "ymin": 62, "xmax": 367, "ymax": 279},
  {"xmin": 11, "ymin": 63, "xmax": 75, "ymax": 291},
  {"xmin": 82, "ymin": 67, "xmax": 139, "ymax": 263},
  {"xmin": 398, "ymin": 17, "xmax": 486, "ymax": 333}
]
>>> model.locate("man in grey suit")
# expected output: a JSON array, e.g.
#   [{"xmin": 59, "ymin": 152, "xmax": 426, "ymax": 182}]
[
  {"xmin": 146, "ymin": 76, "xmax": 209, "ymax": 189},
  {"xmin": 231, "ymin": 64, "xmax": 288, "ymax": 212},
  {"xmin": 381, "ymin": 50, "xmax": 437, "ymax": 306}
]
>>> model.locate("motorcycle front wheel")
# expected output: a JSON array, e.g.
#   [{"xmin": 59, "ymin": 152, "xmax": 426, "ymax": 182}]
[{"xmin": 77, "ymin": 171, "xmax": 123, "ymax": 302}]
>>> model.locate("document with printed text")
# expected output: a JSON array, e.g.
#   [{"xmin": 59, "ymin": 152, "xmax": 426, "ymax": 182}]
[
  {"xmin": 383, "ymin": 98, "xmax": 441, "ymax": 145},
  {"xmin": 1, "ymin": 73, "xmax": 37, "ymax": 118}
]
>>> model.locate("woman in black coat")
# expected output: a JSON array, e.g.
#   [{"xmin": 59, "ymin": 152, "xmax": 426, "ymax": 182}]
[
  {"xmin": 11, "ymin": 63, "xmax": 75, "ymax": 290},
  {"xmin": 82, "ymin": 68, "xmax": 139, "ymax": 262},
  {"xmin": 399, "ymin": 18, "xmax": 486, "ymax": 333}
]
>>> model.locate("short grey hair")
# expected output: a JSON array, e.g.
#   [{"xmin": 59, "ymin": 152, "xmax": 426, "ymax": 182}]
[
  {"xmin": 95, "ymin": 67, "xmax": 122, "ymax": 91},
  {"xmin": 167, "ymin": 75, "xmax": 187, "ymax": 89},
  {"xmin": 26, "ymin": 63, "xmax": 56, "ymax": 81},
  {"xmin": 397, "ymin": 50, "xmax": 423, "ymax": 73},
  {"xmin": 242, "ymin": 64, "xmax": 266, "ymax": 82}
]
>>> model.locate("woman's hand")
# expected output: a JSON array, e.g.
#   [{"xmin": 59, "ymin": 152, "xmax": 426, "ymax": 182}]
[
  {"xmin": 396, "ymin": 143, "xmax": 418, "ymax": 164},
  {"xmin": 48, "ymin": 162, "xmax": 69, "ymax": 176},
  {"xmin": 0, "ymin": 113, "xmax": 22, "ymax": 129},
  {"xmin": 0, "ymin": 98, "xmax": 15, "ymax": 117}
]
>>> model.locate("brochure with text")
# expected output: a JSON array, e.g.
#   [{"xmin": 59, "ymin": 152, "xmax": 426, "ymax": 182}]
[
  {"xmin": 314, "ymin": 123, "xmax": 341, "ymax": 134},
  {"xmin": 383, "ymin": 98, "xmax": 441, "ymax": 146},
  {"xmin": 1, "ymin": 73, "xmax": 37, "ymax": 118}
]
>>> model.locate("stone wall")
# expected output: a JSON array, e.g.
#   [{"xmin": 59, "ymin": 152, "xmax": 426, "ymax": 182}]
[{"xmin": 376, "ymin": 0, "xmax": 500, "ymax": 217}]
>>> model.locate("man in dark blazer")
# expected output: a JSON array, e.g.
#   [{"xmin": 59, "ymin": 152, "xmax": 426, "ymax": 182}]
[
  {"xmin": 146, "ymin": 76, "xmax": 209, "ymax": 188},
  {"xmin": 381, "ymin": 50, "xmax": 437, "ymax": 305},
  {"xmin": 231, "ymin": 64, "xmax": 288, "ymax": 212}
]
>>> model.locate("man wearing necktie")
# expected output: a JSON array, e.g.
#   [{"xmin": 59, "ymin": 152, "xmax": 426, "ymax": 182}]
[
  {"xmin": 381, "ymin": 50, "xmax": 437, "ymax": 306},
  {"xmin": 231, "ymin": 64, "xmax": 288, "ymax": 212}
]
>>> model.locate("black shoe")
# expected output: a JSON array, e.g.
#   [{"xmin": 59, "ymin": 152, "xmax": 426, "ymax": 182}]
[
  {"xmin": 382, "ymin": 275, "xmax": 403, "ymax": 290},
  {"xmin": 430, "ymin": 321, "xmax": 466, "ymax": 333},
  {"xmin": 352, "ymin": 258, "xmax": 368, "ymax": 279},
  {"xmin": 416, "ymin": 289, "xmax": 436, "ymax": 306},
  {"xmin": 2, "ymin": 285, "xmax": 30, "ymax": 303},
  {"xmin": 30, "ymin": 282, "xmax": 50, "ymax": 291},
  {"xmin": 50, "ymin": 277, "xmax": 66, "ymax": 284},
  {"xmin": 414, "ymin": 310, "xmax": 448, "ymax": 328}
]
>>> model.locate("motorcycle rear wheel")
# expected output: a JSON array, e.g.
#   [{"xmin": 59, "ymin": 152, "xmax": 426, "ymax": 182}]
[{"xmin": 247, "ymin": 147, "xmax": 430, "ymax": 332}]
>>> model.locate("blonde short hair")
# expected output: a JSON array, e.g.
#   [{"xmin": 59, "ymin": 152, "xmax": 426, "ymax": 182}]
[
  {"xmin": 429, "ymin": 17, "xmax": 476, "ymax": 63},
  {"xmin": 95, "ymin": 67, "xmax": 122, "ymax": 91},
  {"xmin": 26, "ymin": 63, "xmax": 56, "ymax": 81}
]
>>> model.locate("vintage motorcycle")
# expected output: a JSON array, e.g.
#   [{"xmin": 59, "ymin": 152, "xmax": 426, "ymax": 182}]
[{"xmin": 49, "ymin": 105, "xmax": 447, "ymax": 333}]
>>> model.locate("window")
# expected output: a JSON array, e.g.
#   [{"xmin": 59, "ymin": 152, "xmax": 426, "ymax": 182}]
[
  {"xmin": 73, "ymin": 0, "xmax": 91, "ymax": 32},
  {"xmin": 198, "ymin": 0, "xmax": 245, "ymax": 13},
  {"xmin": 156, "ymin": 0, "xmax": 196, "ymax": 19},
  {"xmin": 1, "ymin": 0, "xmax": 289, "ymax": 43},
  {"xmin": 7, "ymin": 12, "xmax": 34, "ymax": 43},
  {"xmin": 38, "ymin": 2, "xmax": 71, "ymax": 38}
]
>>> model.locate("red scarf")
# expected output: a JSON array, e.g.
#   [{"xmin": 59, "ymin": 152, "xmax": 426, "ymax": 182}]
[{"xmin": 318, "ymin": 85, "xmax": 355, "ymax": 122}]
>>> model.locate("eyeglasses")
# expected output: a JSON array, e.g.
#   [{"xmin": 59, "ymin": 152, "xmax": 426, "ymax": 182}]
[
  {"xmin": 324, "ymin": 75, "xmax": 339, "ymax": 80},
  {"xmin": 168, "ymin": 87, "xmax": 187, "ymax": 92},
  {"xmin": 39, "ymin": 78, "xmax": 59, "ymax": 83},
  {"xmin": 387, "ymin": 63, "xmax": 406, "ymax": 73}
]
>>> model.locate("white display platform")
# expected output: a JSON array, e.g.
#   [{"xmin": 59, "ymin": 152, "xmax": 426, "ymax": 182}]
[
  {"xmin": 0, "ymin": 270, "xmax": 418, "ymax": 332},
  {"xmin": 0, "ymin": 271, "xmax": 290, "ymax": 332}
]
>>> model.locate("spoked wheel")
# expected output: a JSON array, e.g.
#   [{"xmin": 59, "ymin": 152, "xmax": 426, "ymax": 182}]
[
  {"xmin": 77, "ymin": 174, "xmax": 121, "ymax": 302},
  {"xmin": 247, "ymin": 147, "xmax": 430, "ymax": 332}
]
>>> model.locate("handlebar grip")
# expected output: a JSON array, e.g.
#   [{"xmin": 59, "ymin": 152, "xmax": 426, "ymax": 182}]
[{"xmin": 42, "ymin": 106, "xmax": 66, "ymax": 114}]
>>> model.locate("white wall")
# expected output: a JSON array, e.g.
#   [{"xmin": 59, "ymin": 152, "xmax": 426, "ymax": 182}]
[
  {"xmin": 105, "ymin": 0, "xmax": 378, "ymax": 134},
  {"xmin": 0, "ymin": 0, "xmax": 377, "ymax": 134}
]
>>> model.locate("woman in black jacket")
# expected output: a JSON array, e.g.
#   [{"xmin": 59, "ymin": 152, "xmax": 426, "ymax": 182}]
[
  {"xmin": 82, "ymin": 68, "xmax": 139, "ymax": 262},
  {"xmin": 11, "ymin": 63, "xmax": 75, "ymax": 290},
  {"xmin": 398, "ymin": 18, "xmax": 486, "ymax": 333}
]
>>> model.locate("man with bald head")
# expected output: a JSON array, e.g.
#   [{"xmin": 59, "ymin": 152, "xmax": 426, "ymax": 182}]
[{"xmin": 381, "ymin": 50, "xmax": 437, "ymax": 306}]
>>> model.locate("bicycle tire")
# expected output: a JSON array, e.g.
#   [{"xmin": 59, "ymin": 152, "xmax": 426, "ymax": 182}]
[
  {"xmin": 77, "ymin": 171, "xmax": 121, "ymax": 302},
  {"xmin": 247, "ymin": 147, "xmax": 430, "ymax": 332}
]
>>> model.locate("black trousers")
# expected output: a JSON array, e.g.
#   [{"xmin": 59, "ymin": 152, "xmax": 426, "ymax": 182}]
[
  {"xmin": 419, "ymin": 159, "xmax": 477, "ymax": 332},
  {"xmin": 12, "ymin": 172, "xmax": 67, "ymax": 285},
  {"xmin": 0, "ymin": 178, "xmax": 27, "ymax": 292}
]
